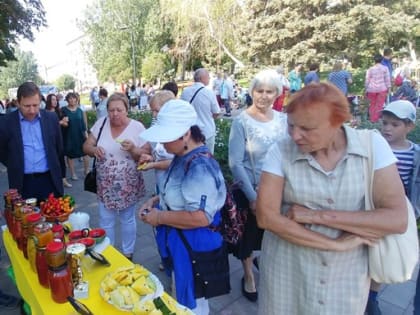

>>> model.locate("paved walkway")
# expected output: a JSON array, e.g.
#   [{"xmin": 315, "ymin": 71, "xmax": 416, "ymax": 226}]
[{"xmin": 0, "ymin": 142, "xmax": 418, "ymax": 314}]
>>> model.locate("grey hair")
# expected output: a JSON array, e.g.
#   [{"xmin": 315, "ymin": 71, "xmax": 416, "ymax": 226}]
[
  {"xmin": 249, "ymin": 69, "xmax": 283, "ymax": 97},
  {"xmin": 193, "ymin": 68, "xmax": 208, "ymax": 82}
]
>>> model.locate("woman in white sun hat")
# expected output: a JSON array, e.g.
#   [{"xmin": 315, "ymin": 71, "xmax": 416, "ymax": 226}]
[{"xmin": 138, "ymin": 99, "xmax": 228, "ymax": 315}]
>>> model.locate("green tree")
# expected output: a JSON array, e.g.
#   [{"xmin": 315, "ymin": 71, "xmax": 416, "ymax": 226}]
[
  {"xmin": 0, "ymin": 0, "xmax": 46, "ymax": 66},
  {"xmin": 240, "ymin": 0, "xmax": 419, "ymax": 68},
  {"xmin": 80, "ymin": 0, "xmax": 157, "ymax": 83},
  {"xmin": 0, "ymin": 49, "xmax": 42, "ymax": 97},
  {"xmin": 142, "ymin": 52, "xmax": 172, "ymax": 82},
  {"xmin": 159, "ymin": 0, "xmax": 245, "ymax": 78},
  {"xmin": 55, "ymin": 74, "xmax": 76, "ymax": 91}
]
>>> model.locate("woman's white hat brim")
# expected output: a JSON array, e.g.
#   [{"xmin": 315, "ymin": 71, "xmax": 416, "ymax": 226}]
[
  {"xmin": 140, "ymin": 99, "xmax": 197, "ymax": 143},
  {"xmin": 140, "ymin": 123, "xmax": 192, "ymax": 143}
]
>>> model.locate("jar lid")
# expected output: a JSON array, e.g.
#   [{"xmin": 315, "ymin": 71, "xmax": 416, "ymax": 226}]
[
  {"xmin": 46, "ymin": 240, "xmax": 65, "ymax": 253},
  {"xmin": 26, "ymin": 213, "xmax": 42, "ymax": 223},
  {"xmin": 25, "ymin": 198, "xmax": 37, "ymax": 205},
  {"xmin": 52, "ymin": 224, "xmax": 63, "ymax": 232},
  {"xmin": 66, "ymin": 243, "xmax": 86, "ymax": 255}
]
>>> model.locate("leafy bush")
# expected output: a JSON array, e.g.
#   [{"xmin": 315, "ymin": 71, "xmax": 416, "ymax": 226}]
[
  {"xmin": 214, "ymin": 118, "xmax": 233, "ymax": 183},
  {"xmin": 85, "ymin": 110, "xmax": 153, "ymax": 130}
]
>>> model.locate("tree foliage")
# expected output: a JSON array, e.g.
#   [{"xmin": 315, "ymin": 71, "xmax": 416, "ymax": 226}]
[
  {"xmin": 0, "ymin": 49, "xmax": 42, "ymax": 97},
  {"xmin": 79, "ymin": 0, "xmax": 419, "ymax": 83},
  {"xmin": 0, "ymin": 0, "xmax": 46, "ymax": 66},
  {"xmin": 80, "ymin": 0, "xmax": 157, "ymax": 83},
  {"xmin": 240, "ymin": 0, "xmax": 419, "ymax": 68},
  {"xmin": 142, "ymin": 52, "xmax": 172, "ymax": 83},
  {"xmin": 55, "ymin": 74, "xmax": 76, "ymax": 91}
]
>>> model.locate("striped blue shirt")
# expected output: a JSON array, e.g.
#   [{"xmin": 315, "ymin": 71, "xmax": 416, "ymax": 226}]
[{"xmin": 393, "ymin": 143, "xmax": 415, "ymax": 193}]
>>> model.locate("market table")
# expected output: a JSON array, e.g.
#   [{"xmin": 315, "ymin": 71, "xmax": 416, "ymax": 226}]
[{"xmin": 3, "ymin": 228, "xmax": 171, "ymax": 315}]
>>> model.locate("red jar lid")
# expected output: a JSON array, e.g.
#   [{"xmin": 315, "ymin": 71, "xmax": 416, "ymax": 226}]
[
  {"xmin": 52, "ymin": 224, "xmax": 63, "ymax": 232},
  {"xmin": 26, "ymin": 213, "xmax": 42, "ymax": 223},
  {"xmin": 46, "ymin": 240, "xmax": 65, "ymax": 253}
]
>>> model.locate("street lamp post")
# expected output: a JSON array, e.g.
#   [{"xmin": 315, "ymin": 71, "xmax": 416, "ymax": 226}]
[
  {"xmin": 129, "ymin": 30, "xmax": 136, "ymax": 85},
  {"xmin": 119, "ymin": 26, "xmax": 136, "ymax": 85}
]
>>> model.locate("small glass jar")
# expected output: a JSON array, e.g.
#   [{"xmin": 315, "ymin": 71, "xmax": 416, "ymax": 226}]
[
  {"xmin": 25, "ymin": 198, "xmax": 37, "ymax": 207},
  {"xmin": 46, "ymin": 241, "xmax": 67, "ymax": 268},
  {"xmin": 66, "ymin": 243, "xmax": 86, "ymax": 286},
  {"xmin": 52, "ymin": 224, "xmax": 65, "ymax": 243}
]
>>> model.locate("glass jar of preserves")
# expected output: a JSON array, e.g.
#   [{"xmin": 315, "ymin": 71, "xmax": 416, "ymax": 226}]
[
  {"xmin": 46, "ymin": 241, "xmax": 67, "ymax": 268},
  {"xmin": 33, "ymin": 223, "xmax": 53, "ymax": 248},
  {"xmin": 47, "ymin": 263, "xmax": 73, "ymax": 303},
  {"xmin": 4, "ymin": 189, "xmax": 20, "ymax": 232},
  {"xmin": 11, "ymin": 200, "xmax": 24, "ymax": 241},
  {"xmin": 26, "ymin": 214, "xmax": 43, "ymax": 268},
  {"xmin": 35, "ymin": 246, "xmax": 49, "ymax": 288},
  {"xmin": 52, "ymin": 224, "xmax": 65, "ymax": 243},
  {"xmin": 18, "ymin": 205, "xmax": 34, "ymax": 252}
]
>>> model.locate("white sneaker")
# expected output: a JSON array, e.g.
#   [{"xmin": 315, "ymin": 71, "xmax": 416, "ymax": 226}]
[{"xmin": 63, "ymin": 179, "xmax": 72, "ymax": 188}]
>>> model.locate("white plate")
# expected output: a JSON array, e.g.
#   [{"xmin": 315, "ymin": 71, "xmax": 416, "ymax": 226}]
[{"xmin": 100, "ymin": 273, "xmax": 163, "ymax": 311}]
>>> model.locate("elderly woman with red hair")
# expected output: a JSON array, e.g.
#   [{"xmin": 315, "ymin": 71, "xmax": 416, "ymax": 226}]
[{"xmin": 256, "ymin": 82, "xmax": 407, "ymax": 314}]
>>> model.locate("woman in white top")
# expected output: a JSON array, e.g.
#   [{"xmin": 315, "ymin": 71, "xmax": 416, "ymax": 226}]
[{"xmin": 83, "ymin": 93, "xmax": 148, "ymax": 259}]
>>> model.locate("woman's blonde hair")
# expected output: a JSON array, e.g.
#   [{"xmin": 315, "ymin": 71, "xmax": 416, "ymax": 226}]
[{"xmin": 107, "ymin": 92, "xmax": 129, "ymax": 111}]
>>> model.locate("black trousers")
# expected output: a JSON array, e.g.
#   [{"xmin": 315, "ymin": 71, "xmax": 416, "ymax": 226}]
[{"xmin": 22, "ymin": 171, "xmax": 60, "ymax": 203}]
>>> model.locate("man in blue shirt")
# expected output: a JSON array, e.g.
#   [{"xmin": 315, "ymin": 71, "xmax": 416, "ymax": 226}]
[
  {"xmin": 0, "ymin": 82, "xmax": 64, "ymax": 201},
  {"xmin": 304, "ymin": 63, "xmax": 320, "ymax": 86}
]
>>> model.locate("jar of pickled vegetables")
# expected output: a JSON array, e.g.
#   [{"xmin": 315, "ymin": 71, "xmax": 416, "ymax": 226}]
[
  {"xmin": 25, "ymin": 213, "xmax": 43, "ymax": 262},
  {"xmin": 33, "ymin": 222, "xmax": 53, "ymax": 248},
  {"xmin": 11, "ymin": 201, "xmax": 24, "ymax": 241},
  {"xmin": 18, "ymin": 205, "xmax": 34, "ymax": 252},
  {"xmin": 46, "ymin": 241, "xmax": 67, "ymax": 268}
]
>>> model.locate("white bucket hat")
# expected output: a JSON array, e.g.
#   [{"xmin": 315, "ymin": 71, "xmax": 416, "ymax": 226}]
[
  {"xmin": 382, "ymin": 100, "xmax": 416, "ymax": 123},
  {"xmin": 140, "ymin": 99, "xmax": 197, "ymax": 143}
]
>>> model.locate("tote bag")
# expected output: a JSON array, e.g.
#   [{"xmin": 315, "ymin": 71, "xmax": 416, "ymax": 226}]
[{"xmin": 360, "ymin": 129, "xmax": 418, "ymax": 283}]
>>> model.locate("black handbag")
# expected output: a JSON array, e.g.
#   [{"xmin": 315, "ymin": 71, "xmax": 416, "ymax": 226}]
[
  {"xmin": 176, "ymin": 229, "xmax": 231, "ymax": 299},
  {"xmin": 84, "ymin": 168, "xmax": 97, "ymax": 193},
  {"xmin": 84, "ymin": 118, "xmax": 107, "ymax": 194}
]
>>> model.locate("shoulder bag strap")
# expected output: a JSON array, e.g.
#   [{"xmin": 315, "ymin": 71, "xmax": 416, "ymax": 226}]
[
  {"xmin": 175, "ymin": 228, "xmax": 193, "ymax": 255},
  {"xmin": 189, "ymin": 86, "xmax": 205, "ymax": 104},
  {"xmin": 360, "ymin": 129, "xmax": 375, "ymax": 210},
  {"xmin": 92, "ymin": 118, "xmax": 107, "ymax": 169}
]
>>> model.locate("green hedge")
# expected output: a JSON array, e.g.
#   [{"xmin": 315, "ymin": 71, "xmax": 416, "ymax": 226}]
[{"xmin": 86, "ymin": 110, "xmax": 153, "ymax": 130}]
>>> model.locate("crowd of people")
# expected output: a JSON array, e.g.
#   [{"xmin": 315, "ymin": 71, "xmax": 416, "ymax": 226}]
[{"xmin": 0, "ymin": 56, "xmax": 419, "ymax": 314}]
